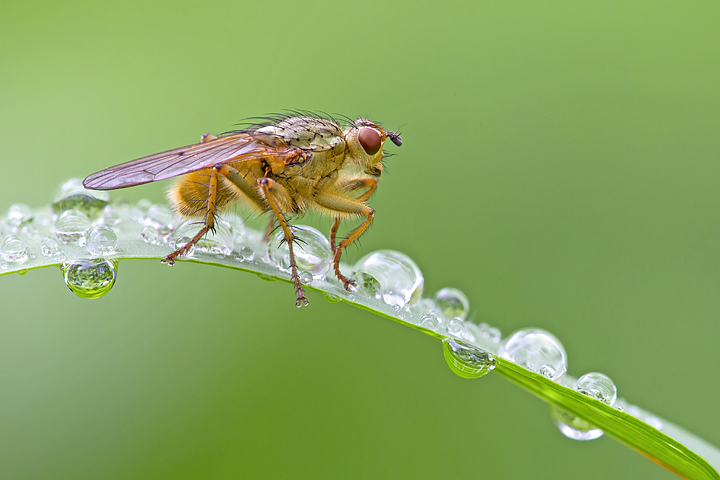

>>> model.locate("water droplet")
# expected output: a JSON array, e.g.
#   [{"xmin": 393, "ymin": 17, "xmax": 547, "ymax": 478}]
[
  {"xmin": 17, "ymin": 269, "xmax": 28, "ymax": 275},
  {"xmin": 447, "ymin": 318, "xmax": 465, "ymax": 338},
  {"xmin": 255, "ymin": 272, "xmax": 277, "ymax": 282},
  {"xmin": 54, "ymin": 210, "xmax": 90, "ymax": 244},
  {"xmin": 172, "ymin": 237, "xmax": 195, "ymax": 257},
  {"xmin": 498, "ymin": 328, "xmax": 567, "ymax": 380},
  {"xmin": 85, "ymin": 226, "xmax": 118, "ymax": 255},
  {"xmin": 40, "ymin": 236, "xmax": 60, "ymax": 256},
  {"xmin": 347, "ymin": 294, "xmax": 356, "ymax": 302},
  {"xmin": 324, "ymin": 292, "xmax": 342, "ymax": 303},
  {"xmin": 442, "ymin": 338, "xmax": 496, "ymax": 379},
  {"xmin": 53, "ymin": 251, "xmax": 67, "ymax": 262},
  {"xmin": 61, "ymin": 258, "xmax": 117, "ymax": 299},
  {"xmin": 144, "ymin": 204, "xmax": 176, "ymax": 235},
  {"xmin": 419, "ymin": 313, "xmax": 439, "ymax": 331},
  {"xmin": 6, "ymin": 203, "xmax": 33, "ymax": 227},
  {"xmin": 434, "ymin": 288, "xmax": 470, "ymax": 320},
  {"xmin": 299, "ymin": 271, "xmax": 313, "ymax": 284},
  {"xmin": 268, "ymin": 226, "xmax": 332, "ymax": 279},
  {"xmin": 477, "ymin": 323, "xmax": 501, "ymax": 343},
  {"xmin": 550, "ymin": 405, "xmax": 603, "ymax": 441},
  {"xmin": 575, "ymin": 372, "xmax": 617, "ymax": 407},
  {"xmin": 354, "ymin": 250, "xmax": 423, "ymax": 307},
  {"xmin": 172, "ymin": 219, "xmax": 233, "ymax": 255},
  {"xmin": 0, "ymin": 236, "xmax": 29, "ymax": 263},
  {"xmin": 52, "ymin": 178, "xmax": 109, "ymax": 218},
  {"xmin": 239, "ymin": 246, "xmax": 254, "ymax": 261},
  {"xmin": 141, "ymin": 225, "xmax": 164, "ymax": 245},
  {"xmin": 102, "ymin": 209, "xmax": 121, "ymax": 227}
]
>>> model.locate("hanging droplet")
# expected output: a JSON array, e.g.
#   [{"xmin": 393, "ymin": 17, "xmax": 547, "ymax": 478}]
[
  {"xmin": 6, "ymin": 203, "xmax": 34, "ymax": 227},
  {"xmin": 54, "ymin": 210, "xmax": 90, "ymax": 244},
  {"xmin": 85, "ymin": 226, "xmax": 118, "ymax": 255},
  {"xmin": 0, "ymin": 236, "xmax": 29, "ymax": 263},
  {"xmin": 442, "ymin": 338, "xmax": 496, "ymax": 379},
  {"xmin": 61, "ymin": 258, "xmax": 117, "ymax": 299},
  {"xmin": 323, "ymin": 292, "xmax": 342, "ymax": 303},
  {"xmin": 498, "ymin": 328, "xmax": 567, "ymax": 380},
  {"xmin": 550, "ymin": 405, "xmax": 604, "ymax": 441},
  {"xmin": 434, "ymin": 287, "xmax": 470, "ymax": 320},
  {"xmin": 268, "ymin": 226, "xmax": 332, "ymax": 279},
  {"xmin": 256, "ymin": 272, "xmax": 277, "ymax": 282},
  {"xmin": 52, "ymin": 178, "xmax": 109, "ymax": 218},
  {"xmin": 354, "ymin": 250, "xmax": 423, "ymax": 307}
]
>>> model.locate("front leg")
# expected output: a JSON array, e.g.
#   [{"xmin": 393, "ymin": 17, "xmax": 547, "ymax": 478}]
[{"xmin": 329, "ymin": 177, "xmax": 378, "ymax": 252}]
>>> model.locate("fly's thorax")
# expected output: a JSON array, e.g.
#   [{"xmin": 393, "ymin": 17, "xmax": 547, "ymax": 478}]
[{"xmin": 252, "ymin": 116, "xmax": 345, "ymax": 151}]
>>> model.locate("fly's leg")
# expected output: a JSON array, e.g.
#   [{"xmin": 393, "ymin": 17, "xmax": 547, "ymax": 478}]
[
  {"xmin": 263, "ymin": 217, "xmax": 275, "ymax": 243},
  {"xmin": 315, "ymin": 193, "xmax": 374, "ymax": 291},
  {"xmin": 161, "ymin": 166, "xmax": 220, "ymax": 265},
  {"xmin": 330, "ymin": 218, "xmax": 341, "ymax": 252},
  {"xmin": 329, "ymin": 177, "xmax": 377, "ymax": 252},
  {"xmin": 258, "ymin": 178, "xmax": 308, "ymax": 307}
]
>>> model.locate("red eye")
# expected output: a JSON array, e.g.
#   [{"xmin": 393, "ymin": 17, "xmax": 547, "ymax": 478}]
[{"xmin": 358, "ymin": 127, "xmax": 382, "ymax": 155}]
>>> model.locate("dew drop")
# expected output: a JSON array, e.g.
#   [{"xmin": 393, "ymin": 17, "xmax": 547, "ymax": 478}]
[
  {"xmin": 354, "ymin": 250, "xmax": 423, "ymax": 307},
  {"xmin": 17, "ymin": 269, "xmax": 28, "ymax": 275},
  {"xmin": 61, "ymin": 258, "xmax": 117, "ymax": 299},
  {"xmin": 434, "ymin": 288, "xmax": 470, "ymax": 320},
  {"xmin": 52, "ymin": 178, "xmax": 109, "ymax": 218},
  {"xmin": 141, "ymin": 225, "xmax": 164, "ymax": 245},
  {"xmin": 299, "ymin": 271, "xmax": 313, "ymax": 284},
  {"xmin": 144, "ymin": 204, "xmax": 176, "ymax": 235},
  {"xmin": 268, "ymin": 226, "xmax": 332, "ymax": 279},
  {"xmin": 477, "ymin": 323, "xmax": 502, "ymax": 343},
  {"xmin": 442, "ymin": 338, "xmax": 496, "ymax": 379},
  {"xmin": 6, "ymin": 203, "xmax": 33, "ymax": 227},
  {"xmin": 0, "ymin": 236, "xmax": 29, "ymax": 263},
  {"xmin": 447, "ymin": 318, "xmax": 465, "ymax": 338},
  {"xmin": 172, "ymin": 219, "xmax": 233, "ymax": 255},
  {"xmin": 239, "ymin": 246, "xmax": 254, "ymax": 261},
  {"xmin": 101, "ymin": 208, "xmax": 121, "ymax": 227},
  {"xmin": 498, "ymin": 328, "xmax": 567, "ymax": 380},
  {"xmin": 54, "ymin": 210, "xmax": 90, "ymax": 244},
  {"xmin": 575, "ymin": 372, "xmax": 617, "ymax": 407},
  {"xmin": 347, "ymin": 294, "xmax": 356, "ymax": 302},
  {"xmin": 324, "ymin": 292, "xmax": 342, "ymax": 303},
  {"xmin": 550, "ymin": 405, "xmax": 603, "ymax": 441},
  {"xmin": 419, "ymin": 313, "xmax": 439, "ymax": 331},
  {"xmin": 256, "ymin": 272, "xmax": 277, "ymax": 282},
  {"xmin": 85, "ymin": 226, "xmax": 118, "ymax": 255}
]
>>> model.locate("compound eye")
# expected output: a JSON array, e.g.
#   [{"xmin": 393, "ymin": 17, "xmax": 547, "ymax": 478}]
[{"xmin": 358, "ymin": 127, "xmax": 382, "ymax": 155}]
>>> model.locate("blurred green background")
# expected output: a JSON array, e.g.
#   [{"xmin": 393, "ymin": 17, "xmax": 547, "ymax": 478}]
[{"xmin": 1, "ymin": 1, "xmax": 719, "ymax": 478}]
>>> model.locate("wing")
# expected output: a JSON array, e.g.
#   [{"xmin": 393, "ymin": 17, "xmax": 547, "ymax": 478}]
[{"xmin": 83, "ymin": 133, "xmax": 300, "ymax": 190}]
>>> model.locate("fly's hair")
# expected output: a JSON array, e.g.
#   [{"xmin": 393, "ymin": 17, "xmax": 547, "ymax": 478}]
[{"xmin": 225, "ymin": 110, "xmax": 353, "ymax": 135}]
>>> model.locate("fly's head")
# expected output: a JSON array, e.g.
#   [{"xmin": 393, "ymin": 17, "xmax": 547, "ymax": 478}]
[{"xmin": 344, "ymin": 118, "xmax": 402, "ymax": 169}]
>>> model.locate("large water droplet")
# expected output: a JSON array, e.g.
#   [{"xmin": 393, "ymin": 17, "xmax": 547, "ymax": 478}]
[
  {"xmin": 6, "ymin": 203, "xmax": 33, "ymax": 227},
  {"xmin": 434, "ymin": 288, "xmax": 470, "ymax": 320},
  {"xmin": 62, "ymin": 258, "xmax": 117, "ymax": 299},
  {"xmin": 550, "ymin": 405, "xmax": 604, "ymax": 441},
  {"xmin": 498, "ymin": 328, "xmax": 567, "ymax": 380},
  {"xmin": 1, "ymin": 236, "xmax": 29, "ymax": 263},
  {"xmin": 268, "ymin": 226, "xmax": 332, "ymax": 279},
  {"xmin": 442, "ymin": 338, "xmax": 496, "ymax": 379},
  {"xmin": 54, "ymin": 210, "xmax": 90, "ymax": 244},
  {"xmin": 52, "ymin": 178, "xmax": 109, "ymax": 218},
  {"xmin": 85, "ymin": 226, "xmax": 118, "ymax": 255},
  {"xmin": 354, "ymin": 250, "xmax": 423, "ymax": 307}
]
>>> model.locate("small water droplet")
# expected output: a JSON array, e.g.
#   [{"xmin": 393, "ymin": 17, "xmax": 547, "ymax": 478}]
[
  {"xmin": 268, "ymin": 226, "xmax": 332, "ymax": 279},
  {"xmin": 299, "ymin": 271, "xmax": 313, "ymax": 284},
  {"xmin": 434, "ymin": 287, "xmax": 470, "ymax": 320},
  {"xmin": 477, "ymin": 323, "xmax": 501, "ymax": 343},
  {"xmin": 52, "ymin": 178, "xmax": 109, "ymax": 218},
  {"xmin": 54, "ymin": 210, "xmax": 90, "ymax": 244},
  {"xmin": 85, "ymin": 226, "xmax": 118, "ymax": 255},
  {"xmin": 172, "ymin": 219, "xmax": 233, "ymax": 255},
  {"xmin": 550, "ymin": 405, "xmax": 603, "ymax": 441},
  {"xmin": 101, "ymin": 208, "xmax": 121, "ymax": 227},
  {"xmin": 0, "ymin": 236, "xmax": 29, "ymax": 263},
  {"xmin": 354, "ymin": 250, "xmax": 423, "ymax": 307},
  {"xmin": 324, "ymin": 292, "xmax": 342, "ymax": 303},
  {"xmin": 347, "ymin": 294, "xmax": 356, "ymax": 302},
  {"xmin": 53, "ymin": 251, "xmax": 67, "ymax": 262},
  {"xmin": 6, "ymin": 203, "xmax": 33, "ymax": 227},
  {"xmin": 141, "ymin": 225, "xmax": 164, "ymax": 245},
  {"xmin": 17, "ymin": 269, "xmax": 28, "ymax": 275},
  {"xmin": 498, "ymin": 328, "xmax": 567, "ymax": 380},
  {"xmin": 239, "ymin": 246, "xmax": 254, "ymax": 261},
  {"xmin": 447, "ymin": 318, "xmax": 465, "ymax": 338},
  {"xmin": 442, "ymin": 338, "xmax": 496, "ymax": 379},
  {"xmin": 575, "ymin": 372, "xmax": 617, "ymax": 406},
  {"xmin": 419, "ymin": 313, "xmax": 439, "ymax": 331},
  {"xmin": 61, "ymin": 258, "xmax": 117, "ymax": 299}
]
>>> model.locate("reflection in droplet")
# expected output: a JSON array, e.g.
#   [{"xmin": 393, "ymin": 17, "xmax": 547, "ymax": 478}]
[
  {"xmin": 6, "ymin": 203, "xmax": 33, "ymax": 227},
  {"xmin": 52, "ymin": 178, "xmax": 109, "ymax": 218},
  {"xmin": 442, "ymin": 338, "xmax": 496, "ymax": 379},
  {"xmin": 54, "ymin": 210, "xmax": 90, "ymax": 244},
  {"xmin": 354, "ymin": 250, "xmax": 423, "ymax": 307},
  {"xmin": 1, "ymin": 236, "xmax": 29, "ymax": 263},
  {"xmin": 550, "ymin": 405, "xmax": 604, "ymax": 441},
  {"xmin": 268, "ymin": 226, "xmax": 332, "ymax": 279},
  {"xmin": 61, "ymin": 258, "xmax": 117, "ymax": 299},
  {"xmin": 85, "ymin": 226, "xmax": 118, "ymax": 256},
  {"xmin": 498, "ymin": 328, "xmax": 567, "ymax": 380},
  {"xmin": 434, "ymin": 288, "xmax": 470, "ymax": 320},
  {"xmin": 447, "ymin": 318, "xmax": 465, "ymax": 338},
  {"xmin": 575, "ymin": 372, "xmax": 617, "ymax": 407}
]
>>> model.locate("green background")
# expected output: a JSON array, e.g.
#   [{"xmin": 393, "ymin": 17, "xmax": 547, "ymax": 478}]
[{"xmin": 1, "ymin": 1, "xmax": 719, "ymax": 478}]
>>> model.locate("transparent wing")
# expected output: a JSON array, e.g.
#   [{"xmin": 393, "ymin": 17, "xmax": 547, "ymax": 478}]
[{"xmin": 83, "ymin": 134, "xmax": 298, "ymax": 190}]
